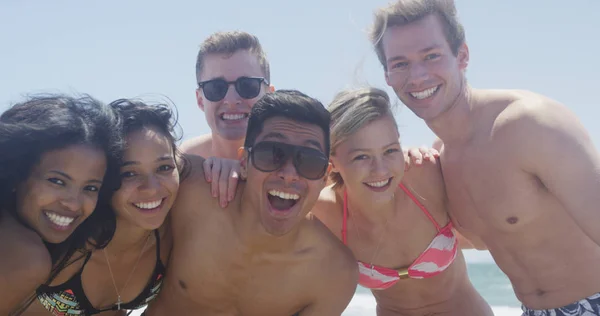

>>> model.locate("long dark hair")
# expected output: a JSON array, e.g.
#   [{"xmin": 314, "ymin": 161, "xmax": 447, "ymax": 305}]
[{"xmin": 0, "ymin": 93, "xmax": 124, "ymax": 279}]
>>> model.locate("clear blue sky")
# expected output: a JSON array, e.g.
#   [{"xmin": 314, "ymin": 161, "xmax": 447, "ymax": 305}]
[
  {"xmin": 1, "ymin": 0, "xmax": 598, "ymax": 262},
  {"xmin": 2, "ymin": 0, "xmax": 598, "ymax": 147}
]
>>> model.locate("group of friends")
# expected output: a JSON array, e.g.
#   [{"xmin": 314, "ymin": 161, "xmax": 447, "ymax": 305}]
[{"xmin": 2, "ymin": 0, "xmax": 600, "ymax": 316}]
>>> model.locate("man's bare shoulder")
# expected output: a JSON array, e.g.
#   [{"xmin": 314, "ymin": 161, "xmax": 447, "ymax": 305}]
[
  {"xmin": 301, "ymin": 215, "xmax": 358, "ymax": 313},
  {"xmin": 311, "ymin": 185, "xmax": 339, "ymax": 217},
  {"xmin": 309, "ymin": 185, "xmax": 343, "ymax": 235},
  {"xmin": 180, "ymin": 134, "xmax": 213, "ymax": 156},
  {"xmin": 485, "ymin": 90, "xmax": 569, "ymax": 132},
  {"xmin": 305, "ymin": 214, "xmax": 355, "ymax": 267},
  {"xmin": 172, "ymin": 154, "xmax": 213, "ymax": 216}
]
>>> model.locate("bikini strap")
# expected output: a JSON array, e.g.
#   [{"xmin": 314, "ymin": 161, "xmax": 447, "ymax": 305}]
[
  {"xmin": 153, "ymin": 229, "xmax": 161, "ymax": 258},
  {"xmin": 398, "ymin": 183, "xmax": 441, "ymax": 231},
  {"xmin": 342, "ymin": 190, "xmax": 348, "ymax": 244}
]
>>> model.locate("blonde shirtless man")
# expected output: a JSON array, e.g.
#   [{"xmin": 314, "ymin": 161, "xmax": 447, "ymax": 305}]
[{"xmin": 371, "ymin": 1, "xmax": 600, "ymax": 315}]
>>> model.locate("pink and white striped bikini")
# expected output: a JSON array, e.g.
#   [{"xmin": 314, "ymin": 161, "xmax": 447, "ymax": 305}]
[{"xmin": 342, "ymin": 183, "xmax": 458, "ymax": 290}]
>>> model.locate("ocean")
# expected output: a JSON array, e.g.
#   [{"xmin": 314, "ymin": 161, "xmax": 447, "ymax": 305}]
[{"xmin": 131, "ymin": 251, "xmax": 524, "ymax": 315}]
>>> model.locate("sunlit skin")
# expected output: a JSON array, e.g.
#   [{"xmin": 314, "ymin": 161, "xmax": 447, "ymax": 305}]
[
  {"xmin": 382, "ymin": 12, "xmax": 600, "ymax": 311},
  {"xmin": 21, "ymin": 127, "xmax": 179, "ymax": 316},
  {"xmin": 15, "ymin": 144, "xmax": 107, "ymax": 244},
  {"xmin": 312, "ymin": 115, "xmax": 492, "ymax": 315},
  {"xmin": 111, "ymin": 127, "xmax": 179, "ymax": 231},
  {"xmin": 240, "ymin": 117, "xmax": 330, "ymax": 236},
  {"xmin": 183, "ymin": 50, "xmax": 274, "ymax": 159},
  {"xmin": 383, "ymin": 14, "xmax": 468, "ymax": 123}
]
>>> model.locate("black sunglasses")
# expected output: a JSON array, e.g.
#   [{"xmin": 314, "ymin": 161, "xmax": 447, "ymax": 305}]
[
  {"xmin": 198, "ymin": 76, "xmax": 269, "ymax": 102},
  {"xmin": 247, "ymin": 141, "xmax": 329, "ymax": 180}
]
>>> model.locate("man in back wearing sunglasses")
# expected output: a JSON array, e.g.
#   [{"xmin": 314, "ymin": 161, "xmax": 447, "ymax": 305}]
[
  {"xmin": 182, "ymin": 31, "xmax": 275, "ymax": 159},
  {"xmin": 146, "ymin": 90, "xmax": 358, "ymax": 316}
]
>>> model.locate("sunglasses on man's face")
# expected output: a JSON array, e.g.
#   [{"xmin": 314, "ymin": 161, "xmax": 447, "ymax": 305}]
[
  {"xmin": 198, "ymin": 76, "xmax": 268, "ymax": 102},
  {"xmin": 247, "ymin": 141, "xmax": 329, "ymax": 180}
]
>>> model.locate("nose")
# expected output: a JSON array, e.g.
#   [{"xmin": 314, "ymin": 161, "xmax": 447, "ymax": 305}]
[
  {"xmin": 222, "ymin": 82, "xmax": 242, "ymax": 105},
  {"xmin": 139, "ymin": 174, "xmax": 161, "ymax": 194},
  {"xmin": 276, "ymin": 158, "xmax": 300, "ymax": 183},
  {"xmin": 59, "ymin": 189, "xmax": 84, "ymax": 213},
  {"xmin": 408, "ymin": 61, "xmax": 429, "ymax": 87},
  {"xmin": 370, "ymin": 156, "xmax": 390, "ymax": 178}
]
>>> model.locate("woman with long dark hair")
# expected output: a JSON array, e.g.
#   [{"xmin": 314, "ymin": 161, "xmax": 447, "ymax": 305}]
[{"xmin": 0, "ymin": 94, "xmax": 123, "ymax": 315}]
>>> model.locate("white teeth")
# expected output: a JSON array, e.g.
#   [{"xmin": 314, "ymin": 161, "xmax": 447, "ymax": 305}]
[
  {"xmin": 268, "ymin": 190, "xmax": 300, "ymax": 200},
  {"xmin": 222, "ymin": 113, "xmax": 247, "ymax": 121},
  {"xmin": 410, "ymin": 86, "xmax": 439, "ymax": 100},
  {"xmin": 134, "ymin": 200, "xmax": 162, "ymax": 209},
  {"xmin": 44, "ymin": 211, "xmax": 75, "ymax": 227},
  {"xmin": 366, "ymin": 179, "xmax": 390, "ymax": 188}
]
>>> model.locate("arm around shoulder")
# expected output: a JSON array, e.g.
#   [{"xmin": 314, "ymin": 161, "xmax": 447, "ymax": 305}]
[
  {"xmin": 511, "ymin": 98, "xmax": 600, "ymax": 245},
  {"xmin": 0, "ymin": 221, "xmax": 51, "ymax": 314}
]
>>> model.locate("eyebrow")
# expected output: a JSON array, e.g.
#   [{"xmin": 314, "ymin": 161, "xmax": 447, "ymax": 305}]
[
  {"xmin": 49, "ymin": 170, "xmax": 103, "ymax": 185},
  {"xmin": 347, "ymin": 141, "xmax": 400, "ymax": 155},
  {"xmin": 386, "ymin": 44, "xmax": 443, "ymax": 63},
  {"xmin": 122, "ymin": 156, "xmax": 173, "ymax": 167},
  {"xmin": 261, "ymin": 132, "xmax": 324, "ymax": 151}
]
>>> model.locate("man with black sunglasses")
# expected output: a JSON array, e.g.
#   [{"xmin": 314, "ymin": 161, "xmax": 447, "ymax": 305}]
[
  {"xmin": 182, "ymin": 31, "xmax": 275, "ymax": 160},
  {"xmin": 146, "ymin": 90, "xmax": 358, "ymax": 316}
]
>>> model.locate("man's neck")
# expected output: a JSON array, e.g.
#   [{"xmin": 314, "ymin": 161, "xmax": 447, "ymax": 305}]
[
  {"xmin": 426, "ymin": 83, "xmax": 476, "ymax": 146},
  {"xmin": 234, "ymin": 189, "xmax": 300, "ymax": 254},
  {"xmin": 211, "ymin": 135, "xmax": 244, "ymax": 159}
]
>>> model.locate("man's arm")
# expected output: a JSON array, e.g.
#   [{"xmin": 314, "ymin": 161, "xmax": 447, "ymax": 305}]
[
  {"xmin": 514, "ymin": 99, "xmax": 600, "ymax": 245},
  {"xmin": 0, "ymin": 218, "xmax": 51, "ymax": 314},
  {"xmin": 299, "ymin": 247, "xmax": 358, "ymax": 316}
]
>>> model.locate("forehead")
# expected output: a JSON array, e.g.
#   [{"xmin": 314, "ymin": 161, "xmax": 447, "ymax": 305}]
[
  {"xmin": 123, "ymin": 127, "xmax": 173, "ymax": 158},
  {"xmin": 382, "ymin": 14, "xmax": 449, "ymax": 58},
  {"xmin": 200, "ymin": 50, "xmax": 265, "ymax": 81},
  {"xmin": 256, "ymin": 117, "xmax": 325, "ymax": 150},
  {"xmin": 37, "ymin": 144, "xmax": 106, "ymax": 175},
  {"xmin": 340, "ymin": 116, "xmax": 399, "ymax": 149}
]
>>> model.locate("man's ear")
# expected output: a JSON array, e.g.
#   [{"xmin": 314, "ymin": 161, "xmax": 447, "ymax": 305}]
[
  {"xmin": 323, "ymin": 162, "xmax": 333, "ymax": 181},
  {"xmin": 457, "ymin": 43, "xmax": 469, "ymax": 71},
  {"xmin": 196, "ymin": 89, "xmax": 205, "ymax": 112},
  {"xmin": 384, "ymin": 71, "xmax": 391, "ymax": 87},
  {"xmin": 238, "ymin": 147, "xmax": 249, "ymax": 179},
  {"xmin": 329, "ymin": 158, "xmax": 338, "ymax": 174},
  {"xmin": 268, "ymin": 85, "xmax": 275, "ymax": 93}
]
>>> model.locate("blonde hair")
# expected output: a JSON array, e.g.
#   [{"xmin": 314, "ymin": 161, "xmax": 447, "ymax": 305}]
[
  {"xmin": 195, "ymin": 31, "xmax": 270, "ymax": 82},
  {"xmin": 328, "ymin": 87, "xmax": 398, "ymax": 189},
  {"xmin": 370, "ymin": 0, "xmax": 465, "ymax": 70}
]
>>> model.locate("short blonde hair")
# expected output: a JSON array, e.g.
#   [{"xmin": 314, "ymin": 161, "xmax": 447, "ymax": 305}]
[
  {"xmin": 328, "ymin": 87, "xmax": 398, "ymax": 189},
  {"xmin": 370, "ymin": 0, "xmax": 465, "ymax": 71}
]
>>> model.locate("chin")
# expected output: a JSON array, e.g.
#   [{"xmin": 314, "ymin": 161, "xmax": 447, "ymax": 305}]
[
  {"xmin": 42, "ymin": 232, "xmax": 71, "ymax": 244},
  {"xmin": 260, "ymin": 216, "xmax": 296, "ymax": 237}
]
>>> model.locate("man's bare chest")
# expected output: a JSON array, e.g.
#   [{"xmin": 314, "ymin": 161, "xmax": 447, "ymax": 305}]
[
  {"xmin": 440, "ymin": 147, "xmax": 546, "ymax": 233},
  {"xmin": 175, "ymin": 249, "xmax": 309, "ymax": 315}
]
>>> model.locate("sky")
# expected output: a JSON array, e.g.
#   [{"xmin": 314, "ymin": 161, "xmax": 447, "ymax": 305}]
[{"xmin": 1, "ymin": 0, "xmax": 598, "ymax": 262}]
